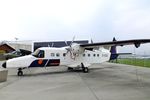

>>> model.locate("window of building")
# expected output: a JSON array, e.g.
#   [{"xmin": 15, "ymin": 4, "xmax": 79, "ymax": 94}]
[{"xmin": 88, "ymin": 54, "xmax": 90, "ymax": 57}]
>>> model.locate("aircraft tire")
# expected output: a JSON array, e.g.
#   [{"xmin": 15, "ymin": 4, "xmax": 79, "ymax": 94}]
[
  {"xmin": 17, "ymin": 71, "xmax": 23, "ymax": 76},
  {"xmin": 83, "ymin": 67, "xmax": 89, "ymax": 73}
]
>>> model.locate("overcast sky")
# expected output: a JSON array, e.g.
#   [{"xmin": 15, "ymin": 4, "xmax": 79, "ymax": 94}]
[{"xmin": 0, "ymin": 0, "xmax": 150, "ymax": 54}]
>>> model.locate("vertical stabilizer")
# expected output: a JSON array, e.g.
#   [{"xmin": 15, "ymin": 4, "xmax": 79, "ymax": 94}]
[
  {"xmin": 110, "ymin": 37, "xmax": 119, "ymax": 60},
  {"xmin": 110, "ymin": 37, "xmax": 117, "ymax": 54}
]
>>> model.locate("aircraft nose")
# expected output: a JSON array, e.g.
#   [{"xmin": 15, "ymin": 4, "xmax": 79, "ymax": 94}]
[{"xmin": 2, "ymin": 62, "xmax": 6, "ymax": 68}]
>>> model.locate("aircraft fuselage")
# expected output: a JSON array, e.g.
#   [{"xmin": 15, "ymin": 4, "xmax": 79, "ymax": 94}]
[{"xmin": 3, "ymin": 47, "xmax": 111, "ymax": 69}]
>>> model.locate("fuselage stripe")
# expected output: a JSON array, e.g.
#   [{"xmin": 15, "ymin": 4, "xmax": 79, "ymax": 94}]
[{"xmin": 29, "ymin": 59, "xmax": 60, "ymax": 68}]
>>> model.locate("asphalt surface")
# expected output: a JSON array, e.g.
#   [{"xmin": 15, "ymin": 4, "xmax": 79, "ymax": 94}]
[{"xmin": 0, "ymin": 62, "xmax": 150, "ymax": 100}]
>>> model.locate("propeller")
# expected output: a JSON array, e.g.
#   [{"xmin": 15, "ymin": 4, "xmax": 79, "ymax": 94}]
[
  {"xmin": 70, "ymin": 36, "xmax": 75, "ymax": 46},
  {"xmin": 65, "ymin": 36, "xmax": 76, "ymax": 59}
]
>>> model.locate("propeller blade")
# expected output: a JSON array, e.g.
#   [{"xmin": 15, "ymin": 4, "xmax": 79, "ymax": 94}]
[
  {"xmin": 91, "ymin": 39, "xmax": 93, "ymax": 44},
  {"xmin": 51, "ymin": 43, "xmax": 54, "ymax": 47},
  {"xmin": 70, "ymin": 36, "xmax": 75, "ymax": 46},
  {"xmin": 48, "ymin": 43, "xmax": 54, "ymax": 47},
  {"xmin": 65, "ymin": 41, "xmax": 69, "ymax": 46},
  {"xmin": 65, "ymin": 36, "xmax": 76, "ymax": 60}
]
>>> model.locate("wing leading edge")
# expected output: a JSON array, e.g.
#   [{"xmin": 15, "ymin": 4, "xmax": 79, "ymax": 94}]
[{"xmin": 80, "ymin": 39, "xmax": 150, "ymax": 48}]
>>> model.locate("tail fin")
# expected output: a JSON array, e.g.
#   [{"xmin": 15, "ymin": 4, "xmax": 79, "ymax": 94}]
[
  {"xmin": 110, "ymin": 37, "xmax": 119, "ymax": 60},
  {"xmin": 110, "ymin": 37, "xmax": 117, "ymax": 54},
  {"xmin": 109, "ymin": 37, "xmax": 132, "ymax": 61}
]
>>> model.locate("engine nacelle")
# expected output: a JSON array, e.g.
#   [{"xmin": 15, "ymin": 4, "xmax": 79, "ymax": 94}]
[{"xmin": 71, "ymin": 43, "xmax": 84, "ymax": 54}]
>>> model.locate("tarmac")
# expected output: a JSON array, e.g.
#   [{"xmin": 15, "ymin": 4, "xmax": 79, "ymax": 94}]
[{"xmin": 0, "ymin": 62, "xmax": 150, "ymax": 100}]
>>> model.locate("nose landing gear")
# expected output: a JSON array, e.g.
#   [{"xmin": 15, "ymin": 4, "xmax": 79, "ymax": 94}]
[{"xmin": 17, "ymin": 68, "xmax": 23, "ymax": 76}]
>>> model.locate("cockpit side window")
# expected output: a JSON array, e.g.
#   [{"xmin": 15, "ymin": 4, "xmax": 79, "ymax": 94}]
[
  {"xmin": 33, "ymin": 49, "xmax": 45, "ymax": 58},
  {"xmin": 38, "ymin": 50, "xmax": 44, "ymax": 58}
]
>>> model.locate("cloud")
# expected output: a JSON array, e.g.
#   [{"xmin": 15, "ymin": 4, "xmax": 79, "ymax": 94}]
[
  {"xmin": 112, "ymin": 0, "xmax": 150, "ymax": 39},
  {"xmin": 0, "ymin": 0, "xmax": 150, "ymax": 42},
  {"xmin": 0, "ymin": 0, "xmax": 150, "ymax": 54},
  {"xmin": 0, "ymin": 0, "xmax": 106, "ymax": 40}
]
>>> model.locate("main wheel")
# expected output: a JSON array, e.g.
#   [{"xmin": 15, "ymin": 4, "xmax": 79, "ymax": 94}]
[
  {"xmin": 17, "ymin": 71, "xmax": 23, "ymax": 76},
  {"xmin": 83, "ymin": 67, "xmax": 89, "ymax": 73}
]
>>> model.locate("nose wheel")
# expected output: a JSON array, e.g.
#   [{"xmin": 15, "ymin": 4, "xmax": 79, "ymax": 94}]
[{"xmin": 17, "ymin": 68, "xmax": 23, "ymax": 76}]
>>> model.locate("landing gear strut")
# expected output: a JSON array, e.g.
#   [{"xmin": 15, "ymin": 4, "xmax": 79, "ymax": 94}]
[
  {"xmin": 67, "ymin": 63, "xmax": 89, "ymax": 73},
  {"xmin": 17, "ymin": 68, "xmax": 23, "ymax": 76},
  {"xmin": 68, "ymin": 67, "xmax": 74, "ymax": 71},
  {"xmin": 81, "ymin": 63, "xmax": 89, "ymax": 73}
]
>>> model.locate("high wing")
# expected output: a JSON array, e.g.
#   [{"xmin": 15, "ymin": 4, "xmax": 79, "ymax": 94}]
[{"xmin": 80, "ymin": 39, "xmax": 150, "ymax": 49}]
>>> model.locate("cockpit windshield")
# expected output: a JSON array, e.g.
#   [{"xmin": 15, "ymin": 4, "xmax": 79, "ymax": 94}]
[{"xmin": 32, "ymin": 49, "xmax": 45, "ymax": 58}]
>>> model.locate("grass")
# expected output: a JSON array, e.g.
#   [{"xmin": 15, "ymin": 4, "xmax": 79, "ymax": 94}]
[{"xmin": 112, "ymin": 58, "xmax": 150, "ymax": 68}]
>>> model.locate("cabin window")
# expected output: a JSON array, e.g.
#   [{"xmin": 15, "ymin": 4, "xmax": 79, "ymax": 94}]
[
  {"xmin": 51, "ymin": 53, "xmax": 55, "ymax": 57},
  {"xmin": 83, "ymin": 54, "xmax": 85, "ymax": 57},
  {"xmin": 88, "ymin": 54, "xmax": 90, "ymax": 57},
  {"xmin": 93, "ymin": 54, "xmax": 96, "ymax": 57},
  {"xmin": 56, "ymin": 53, "xmax": 60, "ymax": 57},
  {"xmin": 63, "ymin": 53, "xmax": 66, "ymax": 57},
  {"xmin": 97, "ymin": 54, "xmax": 99, "ymax": 57}
]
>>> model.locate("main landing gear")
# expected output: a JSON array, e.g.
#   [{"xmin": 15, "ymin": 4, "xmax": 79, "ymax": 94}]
[
  {"xmin": 68, "ymin": 63, "xmax": 89, "ymax": 73},
  {"xmin": 81, "ymin": 63, "xmax": 89, "ymax": 73},
  {"xmin": 67, "ymin": 67, "xmax": 74, "ymax": 71},
  {"xmin": 17, "ymin": 68, "xmax": 24, "ymax": 76}
]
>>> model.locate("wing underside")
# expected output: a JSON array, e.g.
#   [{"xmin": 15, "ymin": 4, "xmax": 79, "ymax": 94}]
[{"xmin": 80, "ymin": 39, "xmax": 150, "ymax": 49}]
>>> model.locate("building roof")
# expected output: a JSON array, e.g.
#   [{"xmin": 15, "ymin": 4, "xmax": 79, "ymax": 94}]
[
  {"xmin": 0, "ymin": 44, "xmax": 15, "ymax": 53},
  {"xmin": 33, "ymin": 40, "xmax": 88, "ymax": 51}
]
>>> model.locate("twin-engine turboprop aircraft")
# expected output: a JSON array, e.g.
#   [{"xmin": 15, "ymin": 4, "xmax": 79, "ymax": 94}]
[{"xmin": 2, "ymin": 39, "xmax": 150, "ymax": 76}]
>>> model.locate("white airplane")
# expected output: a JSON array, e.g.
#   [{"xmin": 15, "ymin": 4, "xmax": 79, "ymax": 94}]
[{"xmin": 2, "ymin": 39, "xmax": 150, "ymax": 76}]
